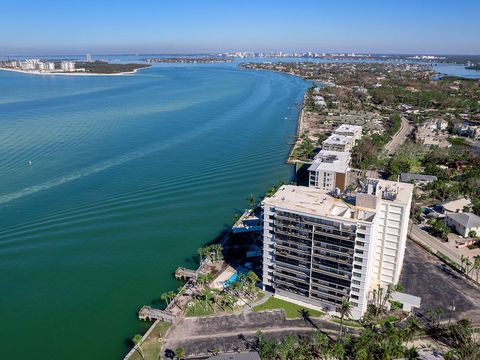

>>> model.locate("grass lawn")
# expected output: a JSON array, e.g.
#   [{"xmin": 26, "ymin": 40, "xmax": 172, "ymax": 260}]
[
  {"xmin": 129, "ymin": 321, "xmax": 171, "ymax": 360},
  {"xmin": 376, "ymin": 315, "xmax": 400, "ymax": 325},
  {"xmin": 331, "ymin": 318, "xmax": 364, "ymax": 328},
  {"xmin": 185, "ymin": 300, "xmax": 215, "ymax": 317},
  {"xmin": 254, "ymin": 289, "xmax": 266, "ymax": 303},
  {"xmin": 252, "ymin": 297, "xmax": 323, "ymax": 319},
  {"xmin": 185, "ymin": 298, "xmax": 239, "ymax": 317}
]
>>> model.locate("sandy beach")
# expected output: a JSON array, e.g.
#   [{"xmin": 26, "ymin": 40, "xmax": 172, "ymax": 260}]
[{"xmin": 0, "ymin": 67, "xmax": 145, "ymax": 76}]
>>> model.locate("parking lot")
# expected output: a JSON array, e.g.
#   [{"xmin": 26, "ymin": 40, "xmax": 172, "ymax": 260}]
[
  {"xmin": 400, "ymin": 240, "xmax": 480, "ymax": 324},
  {"xmin": 163, "ymin": 310, "xmax": 342, "ymax": 358}
]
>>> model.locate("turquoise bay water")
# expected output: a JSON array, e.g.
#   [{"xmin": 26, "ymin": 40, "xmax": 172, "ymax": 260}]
[{"xmin": 0, "ymin": 65, "xmax": 307, "ymax": 359}]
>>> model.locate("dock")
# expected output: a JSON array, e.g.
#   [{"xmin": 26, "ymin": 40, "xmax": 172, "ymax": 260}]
[
  {"xmin": 174, "ymin": 267, "xmax": 198, "ymax": 280},
  {"xmin": 138, "ymin": 306, "xmax": 176, "ymax": 322}
]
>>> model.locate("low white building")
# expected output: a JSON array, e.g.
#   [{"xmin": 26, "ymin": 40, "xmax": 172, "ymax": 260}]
[
  {"xmin": 322, "ymin": 134, "xmax": 354, "ymax": 152},
  {"xmin": 314, "ymin": 95, "xmax": 326, "ymax": 107},
  {"xmin": 445, "ymin": 212, "xmax": 480, "ymax": 237},
  {"xmin": 424, "ymin": 119, "xmax": 448, "ymax": 131},
  {"xmin": 333, "ymin": 124, "xmax": 363, "ymax": 141},
  {"xmin": 308, "ymin": 150, "xmax": 350, "ymax": 191},
  {"xmin": 441, "ymin": 198, "xmax": 472, "ymax": 213}
]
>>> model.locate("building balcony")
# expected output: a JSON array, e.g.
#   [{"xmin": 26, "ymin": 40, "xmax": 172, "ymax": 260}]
[{"xmin": 311, "ymin": 265, "xmax": 351, "ymax": 280}]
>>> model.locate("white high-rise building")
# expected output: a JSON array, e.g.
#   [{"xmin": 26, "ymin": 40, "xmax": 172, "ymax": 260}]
[
  {"xmin": 261, "ymin": 179, "xmax": 413, "ymax": 319},
  {"xmin": 61, "ymin": 61, "xmax": 75, "ymax": 71},
  {"xmin": 86, "ymin": 53, "xmax": 92, "ymax": 62}
]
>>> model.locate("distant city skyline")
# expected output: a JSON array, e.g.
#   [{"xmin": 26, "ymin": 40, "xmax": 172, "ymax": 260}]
[{"xmin": 1, "ymin": 0, "xmax": 479, "ymax": 56}]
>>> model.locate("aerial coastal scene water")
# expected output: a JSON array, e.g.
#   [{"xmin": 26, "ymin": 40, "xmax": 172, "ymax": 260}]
[
  {"xmin": 0, "ymin": 54, "xmax": 478, "ymax": 360},
  {"xmin": 0, "ymin": 60, "xmax": 307, "ymax": 359},
  {"xmin": 2, "ymin": 2, "xmax": 480, "ymax": 360}
]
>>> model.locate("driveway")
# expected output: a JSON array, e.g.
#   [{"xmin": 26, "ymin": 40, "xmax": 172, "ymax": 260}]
[{"xmin": 409, "ymin": 222, "xmax": 463, "ymax": 264}]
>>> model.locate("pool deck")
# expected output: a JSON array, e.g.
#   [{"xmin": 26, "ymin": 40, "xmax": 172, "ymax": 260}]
[{"xmin": 211, "ymin": 265, "xmax": 237, "ymax": 290}]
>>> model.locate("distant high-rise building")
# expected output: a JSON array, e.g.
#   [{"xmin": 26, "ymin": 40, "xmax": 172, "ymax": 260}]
[
  {"xmin": 61, "ymin": 61, "xmax": 75, "ymax": 71},
  {"xmin": 86, "ymin": 54, "xmax": 92, "ymax": 62}
]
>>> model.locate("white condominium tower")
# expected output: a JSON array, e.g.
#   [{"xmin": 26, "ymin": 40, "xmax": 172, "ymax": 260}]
[
  {"xmin": 261, "ymin": 179, "xmax": 413, "ymax": 319},
  {"xmin": 308, "ymin": 150, "xmax": 351, "ymax": 191}
]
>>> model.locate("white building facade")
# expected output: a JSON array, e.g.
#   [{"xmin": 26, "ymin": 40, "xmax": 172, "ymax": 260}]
[
  {"xmin": 333, "ymin": 124, "xmax": 363, "ymax": 142},
  {"xmin": 308, "ymin": 150, "xmax": 350, "ymax": 191},
  {"xmin": 322, "ymin": 134, "xmax": 354, "ymax": 152},
  {"xmin": 261, "ymin": 179, "xmax": 413, "ymax": 319}
]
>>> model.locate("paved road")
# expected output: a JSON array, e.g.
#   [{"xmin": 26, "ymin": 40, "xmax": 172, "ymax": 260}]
[
  {"xmin": 409, "ymin": 222, "xmax": 462, "ymax": 264},
  {"xmin": 385, "ymin": 116, "xmax": 412, "ymax": 155},
  {"xmin": 401, "ymin": 240, "xmax": 480, "ymax": 324}
]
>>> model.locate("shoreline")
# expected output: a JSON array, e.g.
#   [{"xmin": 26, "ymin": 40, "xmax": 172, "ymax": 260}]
[
  {"xmin": 286, "ymin": 92, "xmax": 307, "ymax": 164},
  {"xmin": 0, "ymin": 66, "xmax": 149, "ymax": 76}
]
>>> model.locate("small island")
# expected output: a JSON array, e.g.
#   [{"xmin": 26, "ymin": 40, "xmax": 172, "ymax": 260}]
[
  {"xmin": 73, "ymin": 61, "xmax": 151, "ymax": 74},
  {"xmin": 142, "ymin": 57, "xmax": 233, "ymax": 64},
  {"xmin": 0, "ymin": 59, "xmax": 151, "ymax": 75}
]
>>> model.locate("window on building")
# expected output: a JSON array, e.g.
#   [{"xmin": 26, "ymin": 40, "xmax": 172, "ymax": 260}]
[
  {"xmin": 356, "ymin": 241, "xmax": 365, "ymax": 247},
  {"xmin": 351, "ymin": 295, "xmax": 359, "ymax": 300},
  {"xmin": 352, "ymin": 287, "xmax": 360, "ymax": 293},
  {"xmin": 355, "ymin": 249, "xmax": 364, "ymax": 254},
  {"xmin": 351, "ymin": 302, "xmax": 358, "ymax": 307},
  {"xmin": 353, "ymin": 272, "xmax": 361, "ymax": 278},
  {"xmin": 354, "ymin": 257, "xmax": 363, "ymax": 263},
  {"xmin": 352, "ymin": 280, "xmax": 361, "ymax": 285}
]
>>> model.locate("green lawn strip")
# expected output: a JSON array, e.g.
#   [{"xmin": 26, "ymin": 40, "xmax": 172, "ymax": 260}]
[
  {"xmin": 185, "ymin": 298, "xmax": 239, "ymax": 317},
  {"xmin": 252, "ymin": 297, "xmax": 323, "ymax": 319},
  {"xmin": 254, "ymin": 290, "xmax": 266, "ymax": 303},
  {"xmin": 331, "ymin": 318, "xmax": 364, "ymax": 328},
  {"xmin": 129, "ymin": 321, "xmax": 171, "ymax": 360},
  {"xmin": 375, "ymin": 315, "xmax": 400, "ymax": 326},
  {"xmin": 185, "ymin": 300, "xmax": 215, "ymax": 317}
]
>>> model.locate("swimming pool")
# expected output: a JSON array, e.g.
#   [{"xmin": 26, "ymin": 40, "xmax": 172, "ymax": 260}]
[{"xmin": 223, "ymin": 272, "xmax": 239, "ymax": 287}]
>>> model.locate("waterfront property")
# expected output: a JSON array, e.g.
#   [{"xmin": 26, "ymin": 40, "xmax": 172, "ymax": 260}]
[
  {"xmin": 261, "ymin": 179, "xmax": 413, "ymax": 320},
  {"xmin": 321, "ymin": 134, "xmax": 354, "ymax": 152},
  {"xmin": 333, "ymin": 124, "xmax": 363, "ymax": 142},
  {"xmin": 308, "ymin": 150, "xmax": 350, "ymax": 191}
]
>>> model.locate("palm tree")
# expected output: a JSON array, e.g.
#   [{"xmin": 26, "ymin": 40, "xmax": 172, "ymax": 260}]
[
  {"xmin": 473, "ymin": 255, "xmax": 480, "ymax": 283},
  {"xmin": 201, "ymin": 288, "xmax": 212, "ymax": 310},
  {"xmin": 310, "ymin": 330, "xmax": 328, "ymax": 358},
  {"xmin": 210, "ymin": 244, "xmax": 224, "ymax": 262},
  {"xmin": 197, "ymin": 246, "xmax": 208, "ymax": 263},
  {"xmin": 166, "ymin": 290, "xmax": 177, "ymax": 307},
  {"xmin": 338, "ymin": 298, "xmax": 353, "ymax": 338},
  {"xmin": 402, "ymin": 316, "xmax": 421, "ymax": 343},
  {"xmin": 132, "ymin": 334, "xmax": 145, "ymax": 360},
  {"xmin": 247, "ymin": 193, "xmax": 256, "ymax": 208},
  {"xmin": 175, "ymin": 346, "xmax": 186, "ymax": 360},
  {"xmin": 275, "ymin": 334, "xmax": 296, "ymax": 360},
  {"xmin": 160, "ymin": 292, "xmax": 170, "ymax": 307},
  {"xmin": 196, "ymin": 272, "xmax": 213, "ymax": 288}
]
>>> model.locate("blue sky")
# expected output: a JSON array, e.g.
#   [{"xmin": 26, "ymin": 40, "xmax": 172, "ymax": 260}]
[{"xmin": 1, "ymin": 0, "xmax": 479, "ymax": 55}]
